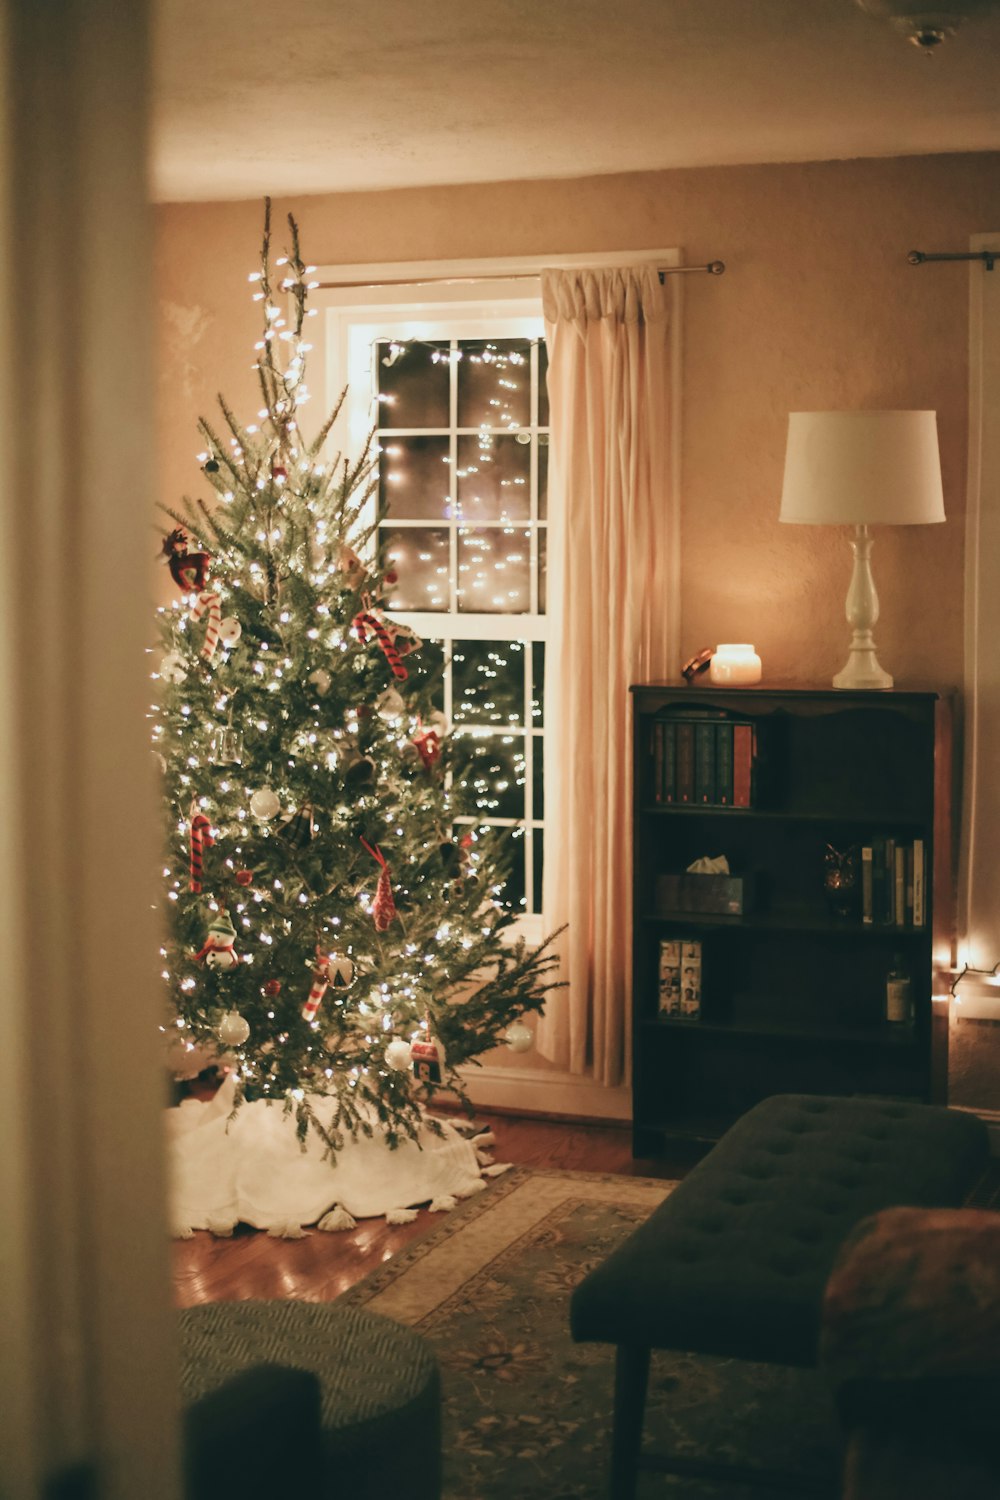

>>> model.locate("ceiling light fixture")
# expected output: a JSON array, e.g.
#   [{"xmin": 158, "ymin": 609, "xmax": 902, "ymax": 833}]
[{"xmin": 855, "ymin": 0, "xmax": 998, "ymax": 49}]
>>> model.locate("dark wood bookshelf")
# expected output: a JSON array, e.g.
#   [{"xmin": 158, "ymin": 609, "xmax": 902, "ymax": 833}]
[{"xmin": 630, "ymin": 684, "xmax": 954, "ymax": 1156}]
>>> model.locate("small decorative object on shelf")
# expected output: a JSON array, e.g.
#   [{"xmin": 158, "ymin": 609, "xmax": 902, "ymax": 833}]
[
  {"xmin": 885, "ymin": 954, "xmax": 914, "ymax": 1025},
  {"xmin": 708, "ymin": 644, "xmax": 762, "ymax": 686},
  {"xmin": 823, "ymin": 843, "xmax": 860, "ymax": 920},
  {"xmin": 659, "ymin": 938, "xmax": 702, "ymax": 1019}
]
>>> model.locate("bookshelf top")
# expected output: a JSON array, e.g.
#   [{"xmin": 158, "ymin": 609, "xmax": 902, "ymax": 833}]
[{"xmin": 631, "ymin": 684, "xmax": 945, "ymax": 705}]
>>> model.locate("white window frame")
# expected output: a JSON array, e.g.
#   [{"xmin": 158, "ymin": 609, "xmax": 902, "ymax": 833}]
[{"xmin": 312, "ymin": 263, "xmax": 549, "ymax": 938}]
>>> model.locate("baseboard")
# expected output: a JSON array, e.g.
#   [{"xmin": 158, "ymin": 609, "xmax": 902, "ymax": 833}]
[{"xmin": 457, "ymin": 1062, "xmax": 632, "ymax": 1122}]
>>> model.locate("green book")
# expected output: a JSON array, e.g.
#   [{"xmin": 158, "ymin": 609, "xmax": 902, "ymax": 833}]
[{"xmin": 714, "ymin": 722, "xmax": 734, "ymax": 805}]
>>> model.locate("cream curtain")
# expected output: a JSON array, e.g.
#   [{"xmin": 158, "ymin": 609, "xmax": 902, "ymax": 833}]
[{"xmin": 537, "ymin": 266, "xmax": 679, "ymax": 1085}]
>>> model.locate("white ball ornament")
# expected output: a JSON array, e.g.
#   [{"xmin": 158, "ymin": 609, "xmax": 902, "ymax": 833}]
[
  {"xmin": 385, "ymin": 1038, "xmax": 414, "ymax": 1071},
  {"xmin": 326, "ymin": 954, "xmax": 356, "ymax": 989},
  {"xmin": 504, "ymin": 1020, "xmax": 534, "ymax": 1053},
  {"xmin": 218, "ymin": 617, "xmax": 242, "ymax": 648},
  {"xmin": 308, "ymin": 668, "xmax": 332, "ymax": 696},
  {"xmin": 218, "ymin": 1011, "xmax": 251, "ymax": 1046},
  {"xmin": 159, "ymin": 651, "xmax": 187, "ymax": 684},
  {"xmin": 376, "ymin": 687, "xmax": 406, "ymax": 722},
  {"xmin": 249, "ymin": 786, "xmax": 281, "ymax": 820}
]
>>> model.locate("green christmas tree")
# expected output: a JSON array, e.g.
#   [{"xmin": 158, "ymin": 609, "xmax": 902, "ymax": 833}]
[{"xmin": 154, "ymin": 202, "xmax": 558, "ymax": 1156}]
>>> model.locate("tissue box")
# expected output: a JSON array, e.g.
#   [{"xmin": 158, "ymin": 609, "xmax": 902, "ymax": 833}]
[{"xmin": 655, "ymin": 872, "xmax": 753, "ymax": 916}]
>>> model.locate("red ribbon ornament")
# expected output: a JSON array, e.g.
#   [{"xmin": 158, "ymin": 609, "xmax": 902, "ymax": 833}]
[{"xmin": 360, "ymin": 837, "xmax": 398, "ymax": 931}]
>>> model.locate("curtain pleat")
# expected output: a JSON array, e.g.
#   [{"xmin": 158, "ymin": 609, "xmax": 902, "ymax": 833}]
[{"xmin": 537, "ymin": 266, "xmax": 678, "ymax": 1086}]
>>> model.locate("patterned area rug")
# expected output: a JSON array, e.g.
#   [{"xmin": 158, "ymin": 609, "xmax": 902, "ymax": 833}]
[{"xmin": 342, "ymin": 1166, "xmax": 842, "ymax": 1499}]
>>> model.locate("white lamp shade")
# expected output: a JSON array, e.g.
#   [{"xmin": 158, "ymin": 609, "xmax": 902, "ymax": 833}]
[{"xmin": 779, "ymin": 410, "xmax": 945, "ymax": 526}]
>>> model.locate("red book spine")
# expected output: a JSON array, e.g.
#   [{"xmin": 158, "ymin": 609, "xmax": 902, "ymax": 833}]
[{"xmin": 732, "ymin": 723, "xmax": 754, "ymax": 808}]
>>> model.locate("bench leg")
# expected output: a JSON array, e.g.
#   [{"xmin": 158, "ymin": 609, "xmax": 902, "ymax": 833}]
[{"xmin": 609, "ymin": 1344, "xmax": 650, "ymax": 1500}]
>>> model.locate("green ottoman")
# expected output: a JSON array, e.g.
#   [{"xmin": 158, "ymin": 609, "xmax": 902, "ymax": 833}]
[{"xmin": 179, "ymin": 1300, "xmax": 441, "ymax": 1500}]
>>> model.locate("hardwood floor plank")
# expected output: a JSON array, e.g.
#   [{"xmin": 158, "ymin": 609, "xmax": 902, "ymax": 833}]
[{"xmin": 171, "ymin": 1110, "xmax": 681, "ymax": 1307}]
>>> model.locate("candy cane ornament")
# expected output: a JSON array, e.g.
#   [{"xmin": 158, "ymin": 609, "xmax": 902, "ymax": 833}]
[
  {"xmin": 192, "ymin": 589, "xmax": 222, "ymax": 661},
  {"xmin": 189, "ymin": 813, "xmax": 214, "ymax": 892},
  {"xmin": 352, "ymin": 609, "xmax": 408, "ymax": 681},
  {"xmin": 302, "ymin": 947, "xmax": 329, "ymax": 1022},
  {"xmin": 360, "ymin": 837, "xmax": 398, "ymax": 931}
]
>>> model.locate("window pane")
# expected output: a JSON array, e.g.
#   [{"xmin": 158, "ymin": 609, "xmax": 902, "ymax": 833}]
[
  {"xmin": 532, "ymin": 736, "xmax": 544, "ymax": 822},
  {"xmin": 451, "ymin": 640, "xmax": 525, "ymax": 727},
  {"xmin": 453, "ymin": 733, "xmax": 525, "ymax": 820},
  {"xmin": 399, "ymin": 636, "xmax": 446, "ymax": 711},
  {"xmin": 377, "ymin": 339, "xmax": 449, "ymax": 429},
  {"xmin": 380, "ymin": 525, "xmax": 450, "ymax": 611},
  {"xmin": 537, "ymin": 526, "xmax": 547, "ymax": 614},
  {"xmin": 531, "ymin": 642, "xmax": 545, "ymax": 729},
  {"xmin": 538, "ymin": 339, "xmax": 550, "ymax": 428},
  {"xmin": 457, "ymin": 339, "xmax": 531, "ymax": 429},
  {"xmin": 532, "ymin": 828, "xmax": 544, "ymax": 913},
  {"xmin": 457, "ymin": 527, "xmax": 532, "ymax": 614},
  {"xmin": 455, "ymin": 433, "xmax": 531, "ymax": 522},
  {"xmin": 378, "ymin": 435, "xmax": 451, "ymax": 520},
  {"xmin": 538, "ymin": 435, "xmax": 548, "ymax": 520},
  {"xmin": 471, "ymin": 824, "xmax": 526, "ymax": 913}
]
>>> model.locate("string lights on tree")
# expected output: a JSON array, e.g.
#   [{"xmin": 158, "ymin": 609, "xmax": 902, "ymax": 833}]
[{"xmin": 153, "ymin": 200, "xmax": 560, "ymax": 1157}]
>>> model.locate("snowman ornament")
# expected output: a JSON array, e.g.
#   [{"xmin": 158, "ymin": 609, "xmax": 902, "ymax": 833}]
[{"xmin": 194, "ymin": 910, "xmax": 240, "ymax": 970}]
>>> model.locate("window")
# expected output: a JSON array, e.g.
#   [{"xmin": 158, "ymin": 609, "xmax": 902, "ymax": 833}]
[{"xmin": 313, "ymin": 274, "xmax": 548, "ymax": 929}]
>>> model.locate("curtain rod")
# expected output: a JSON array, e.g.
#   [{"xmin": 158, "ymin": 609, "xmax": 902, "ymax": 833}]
[
  {"xmin": 908, "ymin": 249, "xmax": 996, "ymax": 271},
  {"xmin": 316, "ymin": 260, "xmax": 725, "ymax": 291}
]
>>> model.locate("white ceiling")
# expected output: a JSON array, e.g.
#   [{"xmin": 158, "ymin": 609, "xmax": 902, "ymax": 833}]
[{"xmin": 152, "ymin": 0, "xmax": 1000, "ymax": 203}]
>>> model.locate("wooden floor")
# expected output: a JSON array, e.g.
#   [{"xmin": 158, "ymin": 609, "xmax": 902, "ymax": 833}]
[{"xmin": 172, "ymin": 1110, "xmax": 686, "ymax": 1308}]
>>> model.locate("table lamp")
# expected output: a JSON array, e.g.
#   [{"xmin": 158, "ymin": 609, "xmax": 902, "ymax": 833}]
[{"xmin": 779, "ymin": 410, "xmax": 945, "ymax": 689}]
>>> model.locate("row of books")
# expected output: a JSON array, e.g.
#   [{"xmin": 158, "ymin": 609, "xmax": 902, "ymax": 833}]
[
  {"xmin": 862, "ymin": 837, "xmax": 926, "ymax": 927},
  {"xmin": 649, "ymin": 717, "xmax": 756, "ymax": 808}
]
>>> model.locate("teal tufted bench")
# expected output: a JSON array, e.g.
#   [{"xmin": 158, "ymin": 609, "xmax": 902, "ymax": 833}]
[
  {"xmin": 570, "ymin": 1093, "xmax": 990, "ymax": 1499},
  {"xmin": 179, "ymin": 1299, "xmax": 441, "ymax": 1500}
]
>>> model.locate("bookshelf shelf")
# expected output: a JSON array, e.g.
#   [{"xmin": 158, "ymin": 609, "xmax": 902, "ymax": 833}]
[
  {"xmin": 643, "ymin": 912, "xmax": 931, "ymax": 938},
  {"xmin": 641, "ymin": 1014, "xmax": 919, "ymax": 1048},
  {"xmin": 630, "ymin": 685, "xmax": 953, "ymax": 1154},
  {"xmin": 639, "ymin": 805, "xmax": 927, "ymax": 828}
]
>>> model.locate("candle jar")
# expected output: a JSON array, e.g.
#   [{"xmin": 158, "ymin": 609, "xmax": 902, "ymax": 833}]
[{"xmin": 709, "ymin": 644, "xmax": 762, "ymax": 686}]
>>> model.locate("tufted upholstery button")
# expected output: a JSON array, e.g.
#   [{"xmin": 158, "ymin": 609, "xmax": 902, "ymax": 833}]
[
  {"xmin": 769, "ymin": 1251, "xmax": 807, "ymax": 1277},
  {"xmin": 695, "ymin": 1216, "xmax": 727, "ymax": 1234},
  {"xmin": 793, "ymin": 1225, "xmax": 824, "ymax": 1245}
]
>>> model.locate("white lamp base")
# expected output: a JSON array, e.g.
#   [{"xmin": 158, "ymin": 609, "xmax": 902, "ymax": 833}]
[
  {"xmin": 833, "ymin": 524, "xmax": 893, "ymax": 691},
  {"xmin": 833, "ymin": 651, "xmax": 893, "ymax": 691}
]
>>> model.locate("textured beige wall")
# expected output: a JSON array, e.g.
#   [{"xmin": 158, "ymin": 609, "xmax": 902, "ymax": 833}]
[
  {"xmin": 155, "ymin": 153, "xmax": 1000, "ymax": 1095},
  {"xmin": 156, "ymin": 152, "xmax": 1000, "ymax": 689}
]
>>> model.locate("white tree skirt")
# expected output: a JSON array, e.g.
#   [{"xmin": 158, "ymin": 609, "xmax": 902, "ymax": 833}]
[{"xmin": 166, "ymin": 1074, "xmax": 497, "ymax": 1237}]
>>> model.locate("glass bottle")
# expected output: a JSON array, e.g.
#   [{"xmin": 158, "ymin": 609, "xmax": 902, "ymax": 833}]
[{"xmin": 885, "ymin": 953, "xmax": 913, "ymax": 1025}]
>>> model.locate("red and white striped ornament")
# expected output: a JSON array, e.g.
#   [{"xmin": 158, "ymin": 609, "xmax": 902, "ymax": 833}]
[
  {"xmin": 192, "ymin": 589, "xmax": 222, "ymax": 661},
  {"xmin": 302, "ymin": 944, "xmax": 333, "ymax": 1022},
  {"xmin": 302, "ymin": 967, "xmax": 328, "ymax": 1023}
]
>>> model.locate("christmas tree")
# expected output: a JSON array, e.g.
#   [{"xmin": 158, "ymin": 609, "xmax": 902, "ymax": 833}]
[{"xmin": 154, "ymin": 202, "xmax": 558, "ymax": 1158}]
